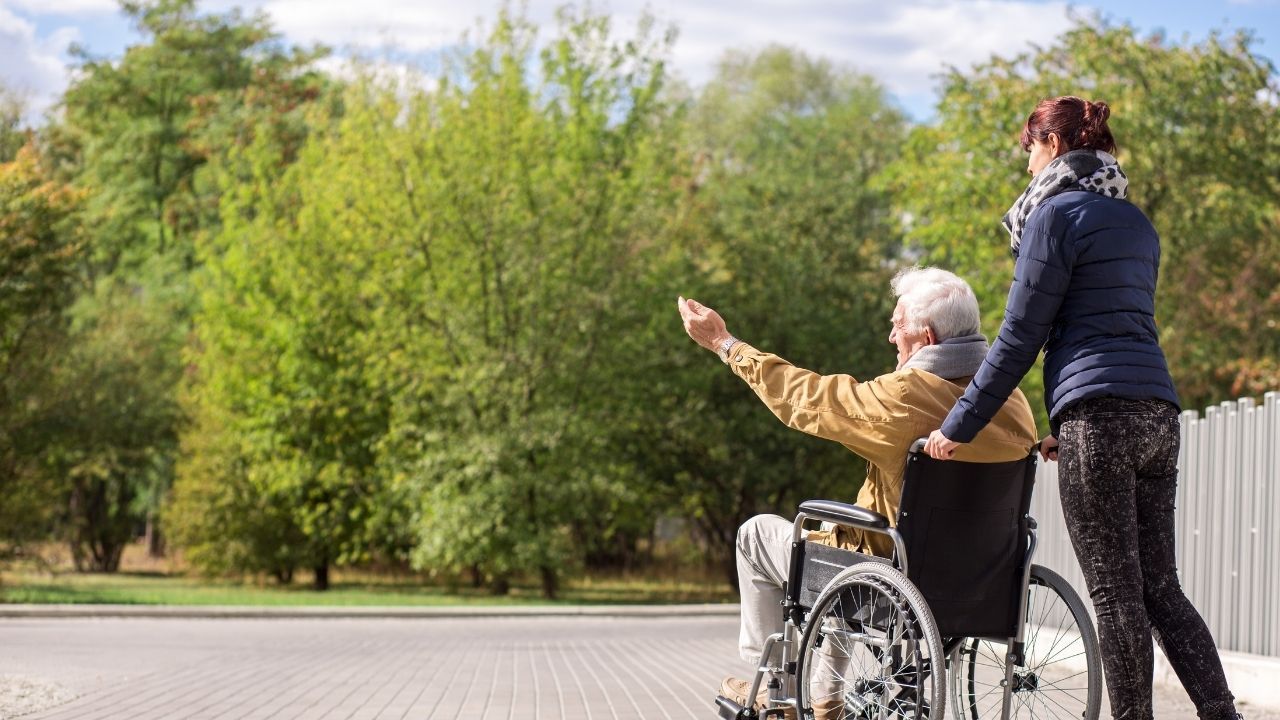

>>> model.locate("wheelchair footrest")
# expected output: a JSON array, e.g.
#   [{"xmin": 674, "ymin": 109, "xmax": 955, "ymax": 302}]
[{"xmin": 714, "ymin": 695, "xmax": 756, "ymax": 719}]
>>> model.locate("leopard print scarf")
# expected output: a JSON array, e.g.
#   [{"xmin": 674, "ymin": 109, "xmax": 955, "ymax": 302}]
[{"xmin": 1003, "ymin": 149, "xmax": 1128, "ymax": 254}]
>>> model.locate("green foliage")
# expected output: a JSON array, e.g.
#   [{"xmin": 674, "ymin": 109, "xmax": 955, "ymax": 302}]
[
  {"xmin": 43, "ymin": 0, "xmax": 331, "ymax": 572},
  {"xmin": 403, "ymin": 10, "xmax": 688, "ymax": 598},
  {"xmin": 172, "ymin": 7, "xmax": 695, "ymax": 597},
  {"xmin": 887, "ymin": 20, "xmax": 1280, "ymax": 421},
  {"xmin": 57, "ymin": 0, "xmax": 326, "ymax": 271},
  {"xmin": 40, "ymin": 276, "xmax": 186, "ymax": 571},
  {"xmin": 0, "ymin": 143, "xmax": 83, "ymax": 557},
  {"xmin": 171, "ymin": 94, "xmax": 395, "ymax": 588}
]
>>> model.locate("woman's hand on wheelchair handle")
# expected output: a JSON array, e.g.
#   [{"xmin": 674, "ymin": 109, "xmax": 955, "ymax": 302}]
[
  {"xmin": 924, "ymin": 429, "xmax": 959, "ymax": 460},
  {"xmin": 1039, "ymin": 434, "xmax": 1059, "ymax": 462}
]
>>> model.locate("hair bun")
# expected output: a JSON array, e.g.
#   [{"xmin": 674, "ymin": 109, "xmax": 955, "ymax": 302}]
[{"xmin": 1023, "ymin": 95, "xmax": 1117, "ymax": 154}]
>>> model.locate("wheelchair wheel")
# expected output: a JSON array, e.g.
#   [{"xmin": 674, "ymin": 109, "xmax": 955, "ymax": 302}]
[
  {"xmin": 796, "ymin": 562, "xmax": 945, "ymax": 719},
  {"xmin": 948, "ymin": 564, "xmax": 1101, "ymax": 720}
]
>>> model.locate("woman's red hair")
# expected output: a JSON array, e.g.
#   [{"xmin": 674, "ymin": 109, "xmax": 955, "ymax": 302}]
[{"xmin": 1020, "ymin": 96, "xmax": 1117, "ymax": 154}]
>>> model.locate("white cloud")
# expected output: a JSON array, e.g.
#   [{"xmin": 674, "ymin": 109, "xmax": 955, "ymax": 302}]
[
  {"xmin": 257, "ymin": 0, "xmax": 498, "ymax": 52},
  {"xmin": 246, "ymin": 0, "xmax": 1073, "ymax": 115},
  {"xmin": 0, "ymin": 0, "xmax": 115, "ymax": 14},
  {"xmin": 0, "ymin": 6, "xmax": 79, "ymax": 121},
  {"xmin": 314, "ymin": 54, "xmax": 438, "ymax": 94},
  {"xmin": 622, "ymin": 0, "xmax": 1076, "ymax": 95},
  {"xmin": 0, "ymin": 0, "xmax": 1080, "ymax": 124}
]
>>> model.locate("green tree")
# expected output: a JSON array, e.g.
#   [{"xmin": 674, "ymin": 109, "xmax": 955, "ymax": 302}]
[
  {"xmin": 41, "ymin": 279, "xmax": 185, "ymax": 571},
  {"xmin": 173, "ymin": 7, "xmax": 689, "ymax": 597},
  {"xmin": 634, "ymin": 46, "xmax": 909, "ymax": 586},
  {"xmin": 397, "ymin": 10, "xmax": 689, "ymax": 598},
  {"xmin": 0, "ymin": 143, "xmax": 83, "ymax": 561},
  {"xmin": 172, "ymin": 108, "xmax": 399, "ymax": 589},
  {"xmin": 44, "ymin": 0, "xmax": 330, "ymax": 565},
  {"xmin": 57, "ymin": 0, "xmax": 326, "ymax": 271},
  {"xmin": 887, "ymin": 20, "xmax": 1280, "ymax": 419}
]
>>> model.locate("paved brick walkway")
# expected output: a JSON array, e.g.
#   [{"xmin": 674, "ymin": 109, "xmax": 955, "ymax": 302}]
[
  {"xmin": 1, "ymin": 615, "xmax": 1276, "ymax": 719},
  {"xmin": 0, "ymin": 616, "xmax": 745, "ymax": 719}
]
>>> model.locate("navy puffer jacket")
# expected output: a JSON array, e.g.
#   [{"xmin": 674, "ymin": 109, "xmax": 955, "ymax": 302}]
[{"xmin": 941, "ymin": 190, "xmax": 1180, "ymax": 443}]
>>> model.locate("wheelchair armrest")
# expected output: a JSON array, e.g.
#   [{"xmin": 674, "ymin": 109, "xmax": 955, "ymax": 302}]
[{"xmin": 797, "ymin": 500, "xmax": 890, "ymax": 531}]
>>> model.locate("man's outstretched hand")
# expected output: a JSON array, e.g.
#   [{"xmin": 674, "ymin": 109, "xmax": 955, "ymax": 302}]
[{"xmin": 677, "ymin": 296, "xmax": 733, "ymax": 353}]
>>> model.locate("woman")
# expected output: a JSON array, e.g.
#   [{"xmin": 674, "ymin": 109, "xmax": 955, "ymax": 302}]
[{"xmin": 923, "ymin": 96, "xmax": 1241, "ymax": 720}]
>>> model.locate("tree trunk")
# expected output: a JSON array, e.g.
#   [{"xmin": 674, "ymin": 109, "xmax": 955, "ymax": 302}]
[
  {"xmin": 469, "ymin": 563, "xmax": 484, "ymax": 588},
  {"xmin": 104, "ymin": 541, "xmax": 124, "ymax": 572},
  {"xmin": 645, "ymin": 524, "xmax": 657, "ymax": 565},
  {"xmin": 313, "ymin": 562, "xmax": 329, "ymax": 591},
  {"xmin": 540, "ymin": 565, "xmax": 559, "ymax": 600},
  {"xmin": 724, "ymin": 555, "xmax": 738, "ymax": 594},
  {"xmin": 490, "ymin": 574, "xmax": 511, "ymax": 596},
  {"xmin": 68, "ymin": 476, "xmax": 134, "ymax": 573},
  {"xmin": 145, "ymin": 516, "xmax": 165, "ymax": 558},
  {"xmin": 70, "ymin": 541, "xmax": 87, "ymax": 572}
]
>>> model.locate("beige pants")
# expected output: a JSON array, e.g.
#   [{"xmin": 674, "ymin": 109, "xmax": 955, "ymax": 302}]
[
  {"xmin": 737, "ymin": 514, "xmax": 850, "ymax": 714},
  {"xmin": 735, "ymin": 514, "xmax": 794, "ymax": 664}
]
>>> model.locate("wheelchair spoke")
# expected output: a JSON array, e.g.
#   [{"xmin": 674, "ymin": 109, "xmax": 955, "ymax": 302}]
[
  {"xmin": 1037, "ymin": 649, "xmax": 1087, "ymax": 670},
  {"xmin": 1027, "ymin": 592, "xmax": 1065, "ymax": 660},
  {"xmin": 1014, "ymin": 687, "xmax": 1039, "ymax": 719},
  {"xmin": 978, "ymin": 642, "xmax": 1004, "ymax": 667},
  {"xmin": 1037, "ymin": 667, "xmax": 1088, "ymax": 685},
  {"xmin": 949, "ymin": 568, "xmax": 1099, "ymax": 719},
  {"xmin": 969, "ymin": 677, "xmax": 1003, "ymax": 706},
  {"xmin": 1034, "ymin": 596, "xmax": 1076, "ymax": 664},
  {"xmin": 1022, "ymin": 678, "xmax": 1084, "ymax": 720},
  {"xmin": 1037, "ymin": 631, "xmax": 1083, "ymax": 668},
  {"xmin": 798, "ymin": 565, "xmax": 942, "ymax": 720}
]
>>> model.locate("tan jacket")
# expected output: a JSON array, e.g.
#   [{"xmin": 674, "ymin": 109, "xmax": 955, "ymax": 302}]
[{"xmin": 726, "ymin": 341, "xmax": 1038, "ymax": 557}]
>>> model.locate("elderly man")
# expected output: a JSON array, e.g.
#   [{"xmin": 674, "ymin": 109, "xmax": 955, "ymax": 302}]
[{"xmin": 677, "ymin": 266, "xmax": 1038, "ymax": 715}]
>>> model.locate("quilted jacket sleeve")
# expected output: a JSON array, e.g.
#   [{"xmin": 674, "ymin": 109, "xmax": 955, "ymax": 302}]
[{"xmin": 941, "ymin": 205, "xmax": 1073, "ymax": 443}]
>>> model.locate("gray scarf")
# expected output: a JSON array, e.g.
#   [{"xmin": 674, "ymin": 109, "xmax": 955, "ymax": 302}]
[
  {"xmin": 1003, "ymin": 149, "xmax": 1128, "ymax": 254},
  {"xmin": 900, "ymin": 333, "xmax": 990, "ymax": 380}
]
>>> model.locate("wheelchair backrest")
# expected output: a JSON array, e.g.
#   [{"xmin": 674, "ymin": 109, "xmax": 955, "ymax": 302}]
[{"xmin": 895, "ymin": 443, "xmax": 1038, "ymax": 640}]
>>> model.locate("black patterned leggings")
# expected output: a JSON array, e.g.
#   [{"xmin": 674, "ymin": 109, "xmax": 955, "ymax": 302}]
[{"xmin": 1057, "ymin": 398, "xmax": 1238, "ymax": 720}]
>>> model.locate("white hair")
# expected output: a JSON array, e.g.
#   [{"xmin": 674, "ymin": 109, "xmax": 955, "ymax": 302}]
[{"xmin": 890, "ymin": 266, "xmax": 981, "ymax": 341}]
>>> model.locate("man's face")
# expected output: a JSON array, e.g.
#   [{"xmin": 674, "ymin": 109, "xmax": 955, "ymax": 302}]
[{"xmin": 889, "ymin": 301, "xmax": 933, "ymax": 370}]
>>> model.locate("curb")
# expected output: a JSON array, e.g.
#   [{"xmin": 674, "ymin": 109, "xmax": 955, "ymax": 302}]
[{"xmin": 0, "ymin": 602, "xmax": 740, "ymax": 620}]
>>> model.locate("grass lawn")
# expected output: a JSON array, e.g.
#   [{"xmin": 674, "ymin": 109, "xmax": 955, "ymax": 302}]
[
  {"xmin": 0, "ymin": 571, "xmax": 735, "ymax": 606},
  {"xmin": 0, "ymin": 544, "xmax": 735, "ymax": 606}
]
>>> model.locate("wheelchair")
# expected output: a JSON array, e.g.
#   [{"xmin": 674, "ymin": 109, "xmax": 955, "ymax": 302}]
[{"xmin": 715, "ymin": 440, "xmax": 1102, "ymax": 720}]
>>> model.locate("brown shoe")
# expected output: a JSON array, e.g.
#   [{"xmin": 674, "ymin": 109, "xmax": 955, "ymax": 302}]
[
  {"xmin": 719, "ymin": 676, "xmax": 797, "ymax": 720},
  {"xmin": 811, "ymin": 697, "xmax": 847, "ymax": 720}
]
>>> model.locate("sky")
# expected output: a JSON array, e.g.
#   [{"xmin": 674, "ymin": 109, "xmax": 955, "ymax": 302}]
[{"xmin": 1, "ymin": 0, "xmax": 1278, "ymax": 124}]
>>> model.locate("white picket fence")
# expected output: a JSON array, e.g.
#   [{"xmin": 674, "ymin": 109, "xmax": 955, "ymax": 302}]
[{"xmin": 1029, "ymin": 391, "xmax": 1280, "ymax": 658}]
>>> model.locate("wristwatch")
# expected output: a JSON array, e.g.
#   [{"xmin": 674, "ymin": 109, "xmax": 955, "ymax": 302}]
[{"xmin": 717, "ymin": 336, "xmax": 738, "ymax": 363}]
